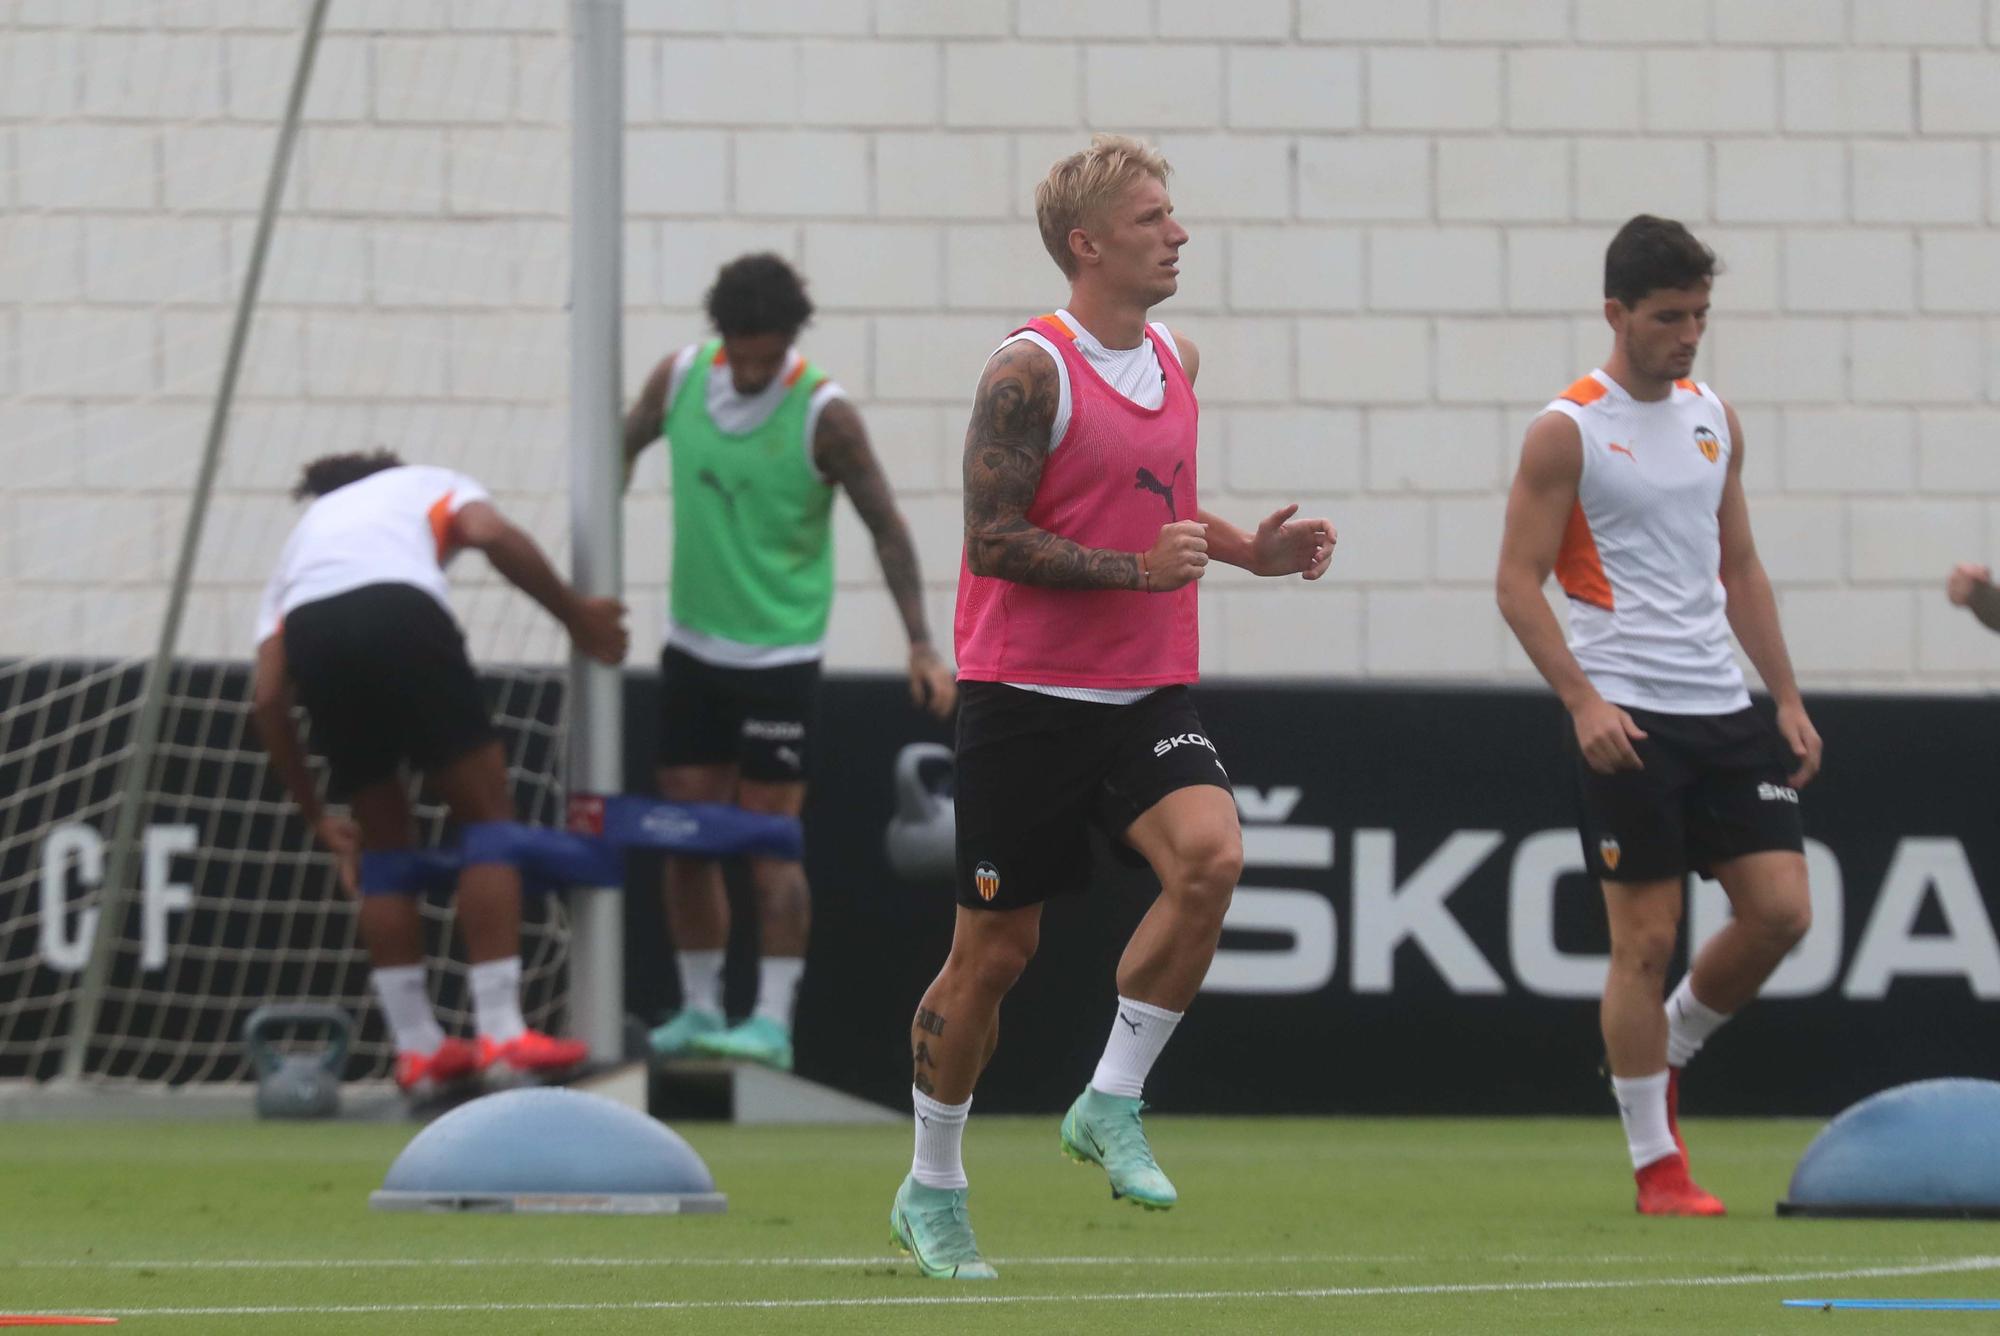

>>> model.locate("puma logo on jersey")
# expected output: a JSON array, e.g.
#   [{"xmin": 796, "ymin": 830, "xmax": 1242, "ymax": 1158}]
[
  {"xmin": 697, "ymin": 467, "xmax": 748, "ymax": 514},
  {"xmin": 1608, "ymin": 442, "xmax": 1636, "ymax": 460},
  {"xmin": 1134, "ymin": 461, "xmax": 1185, "ymax": 520}
]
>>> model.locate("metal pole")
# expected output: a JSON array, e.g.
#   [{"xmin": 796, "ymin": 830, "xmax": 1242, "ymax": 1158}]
[
  {"xmin": 61, "ymin": 0, "xmax": 333, "ymax": 1081},
  {"xmin": 567, "ymin": 0, "xmax": 625, "ymax": 1060}
]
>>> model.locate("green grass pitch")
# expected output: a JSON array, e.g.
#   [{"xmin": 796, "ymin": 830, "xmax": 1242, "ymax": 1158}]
[{"xmin": 6, "ymin": 1115, "xmax": 1999, "ymax": 1332}]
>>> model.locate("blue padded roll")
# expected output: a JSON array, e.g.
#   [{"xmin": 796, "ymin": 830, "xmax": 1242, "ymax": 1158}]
[
  {"xmin": 597, "ymin": 796, "xmax": 804, "ymax": 860},
  {"xmin": 358, "ymin": 848, "xmax": 459, "ymax": 896}
]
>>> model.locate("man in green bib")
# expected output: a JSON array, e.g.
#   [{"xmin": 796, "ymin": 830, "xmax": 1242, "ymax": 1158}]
[{"xmin": 624, "ymin": 253, "xmax": 955, "ymax": 1069}]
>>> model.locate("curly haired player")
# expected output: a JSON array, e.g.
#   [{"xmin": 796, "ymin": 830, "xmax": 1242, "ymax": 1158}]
[{"xmin": 252, "ymin": 451, "xmax": 626, "ymax": 1097}]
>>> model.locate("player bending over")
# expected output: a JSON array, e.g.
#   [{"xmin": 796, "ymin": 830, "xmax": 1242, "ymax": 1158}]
[
  {"xmin": 1496, "ymin": 217, "xmax": 1822, "ymax": 1216},
  {"xmin": 888, "ymin": 135, "xmax": 1336, "ymax": 1279},
  {"xmin": 251, "ymin": 452, "xmax": 628, "ymax": 1098}
]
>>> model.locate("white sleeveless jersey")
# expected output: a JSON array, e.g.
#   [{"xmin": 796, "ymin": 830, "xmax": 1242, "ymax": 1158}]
[
  {"xmin": 253, "ymin": 464, "xmax": 488, "ymax": 645},
  {"xmin": 1543, "ymin": 369, "xmax": 1750, "ymax": 716}
]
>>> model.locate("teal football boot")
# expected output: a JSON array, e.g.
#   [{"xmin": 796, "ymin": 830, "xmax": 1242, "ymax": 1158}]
[
  {"xmin": 889, "ymin": 1175, "xmax": 998, "ymax": 1280},
  {"xmin": 1059, "ymin": 1086, "xmax": 1178, "ymax": 1210},
  {"xmin": 690, "ymin": 1014, "xmax": 793, "ymax": 1071},
  {"xmin": 648, "ymin": 1007, "xmax": 722, "ymax": 1059}
]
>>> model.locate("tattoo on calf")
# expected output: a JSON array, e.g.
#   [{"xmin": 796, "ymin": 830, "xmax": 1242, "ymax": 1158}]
[
  {"xmin": 913, "ymin": 1070, "xmax": 937, "ymax": 1095},
  {"xmin": 913, "ymin": 1040, "xmax": 936, "ymax": 1069},
  {"xmin": 915, "ymin": 1007, "xmax": 946, "ymax": 1036}
]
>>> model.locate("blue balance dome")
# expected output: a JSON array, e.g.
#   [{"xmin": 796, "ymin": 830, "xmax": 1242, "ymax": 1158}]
[
  {"xmin": 1779, "ymin": 1078, "xmax": 2000, "ymax": 1219},
  {"xmin": 371, "ymin": 1086, "xmax": 725, "ymax": 1214}
]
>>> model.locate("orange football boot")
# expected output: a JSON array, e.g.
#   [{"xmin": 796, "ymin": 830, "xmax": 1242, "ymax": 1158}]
[
  {"xmin": 395, "ymin": 1036, "xmax": 479, "ymax": 1098},
  {"xmin": 476, "ymin": 1030, "xmax": 588, "ymax": 1080},
  {"xmin": 1635, "ymin": 1153, "xmax": 1725, "ymax": 1217}
]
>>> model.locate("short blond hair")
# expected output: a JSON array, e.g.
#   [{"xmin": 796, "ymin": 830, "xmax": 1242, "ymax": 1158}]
[{"xmin": 1034, "ymin": 134, "xmax": 1173, "ymax": 279}]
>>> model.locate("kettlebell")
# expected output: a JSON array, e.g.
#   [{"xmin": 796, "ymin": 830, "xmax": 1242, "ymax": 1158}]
[
  {"xmin": 244, "ymin": 1003, "xmax": 351, "ymax": 1119},
  {"xmin": 885, "ymin": 742, "xmax": 956, "ymax": 883}
]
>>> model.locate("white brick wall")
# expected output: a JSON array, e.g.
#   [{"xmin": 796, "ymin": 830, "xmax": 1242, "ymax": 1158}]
[
  {"xmin": 1573, "ymin": 137, "xmax": 1709, "ymax": 223},
  {"xmin": 1853, "ymin": 142, "xmax": 1983, "ymax": 224},
  {"xmin": 5, "ymin": 4, "xmax": 2000, "ymax": 692},
  {"xmin": 1508, "ymin": 49, "xmax": 1642, "ymax": 132},
  {"xmin": 1784, "ymin": 51, "xmax": 1912, "ymax": 134},
  {"xmin": 1228, "ymin": 47, "xmax": 1361, "ymax": 131},
  {"xmin": 1297, "ymin": 138, "xmax": 1429, "ymax": 220},
  {"xmin": 1298, "ymin": 0, "xmax": 1430, "ymax": 42},
  {"xmin": 1716, "ymin": 140, "xmax": 1848, "ymax": 222},
  {"xmin": 1368, "ymin": 49, "xmax": 1502, "ymax": 131}
]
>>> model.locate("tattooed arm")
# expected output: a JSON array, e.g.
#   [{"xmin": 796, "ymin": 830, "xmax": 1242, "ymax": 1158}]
[
  {"xmin": 620, "ymin": 355, "xmax": 673, "ymax": 487},
  {"xmin": 815, "ymin": 397, "xmax": 956, "ymax": 718},
  {"xmin": 963, "ymin": 341, "xmax": 1145, "ymax": 590}
]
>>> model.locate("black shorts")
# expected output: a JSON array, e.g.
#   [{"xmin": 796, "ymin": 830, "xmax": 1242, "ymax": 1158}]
[
  {"xmin": 1570, "ymin": 703, "xmax": 1805, "ymax": 883},
  {"xmin": 656, "ymin": 645, "xmax": 820, "ymax": 784},
  {"xmin": 282, "ymin": 582, "xmax": 497, "ymax": 797},
  {"xmin": 953, "ymin": 682, "xmax": 1232, "ymax": 911}
]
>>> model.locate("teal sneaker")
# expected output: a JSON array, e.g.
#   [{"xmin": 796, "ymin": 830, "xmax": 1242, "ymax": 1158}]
[
  {"xmin": 889, "ymin": 1175, "xmax": 998, "ymax": 1280},
  {"xmin": 648, "ymin": 1007, "xmax": 722, "ymax": 1059},
  {"xmin": 1059, "ymin": 1086, "xmax": 1178, "ymax": 1210},
  {"xmin": 690, "ymin": 1014, "xmax": 793, "ymax": 1071}
]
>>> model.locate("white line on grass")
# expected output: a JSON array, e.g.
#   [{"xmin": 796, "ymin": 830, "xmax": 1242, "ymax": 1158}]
[
  {"xmin": 16, "ymin": 1254, "xmax": 2000, "ymax": 1318},
  {"xmin": 7, "ymin": 1251, "xmax": 1964, "ymax": 1271},
  {"xmin": 8, "ymin": 1254, "xmax": 1400, "ymax": 1272}
]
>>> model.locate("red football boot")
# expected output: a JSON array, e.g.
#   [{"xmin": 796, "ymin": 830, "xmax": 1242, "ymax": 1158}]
[
  {"xmin": 1635, "ymin": 1153, "xmax": 1725, "ymax": 1217},
  {"xmin": 1666, "ymin": 1065, "xmax": 1688, "ymax": 1160},
  {"xmin": 429, "ymin": 1036, "xmax": 479, "ymax": 1084},
  {"xmin": 395, "ymin": 1037, "xmax": 479, "ymax": 1099},
  {"xmin": 476, "ymin": 1029, "xmax": 589, "ymax": 1081},
  {"xmin": 393, "ymin": 1049, "xmax": 433, "ymax": 1096}
]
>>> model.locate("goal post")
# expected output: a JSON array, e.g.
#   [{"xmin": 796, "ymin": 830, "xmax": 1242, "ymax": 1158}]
[{"xmin": 565, "ymin": 0, "xmax": 627, "ymax": 1066}]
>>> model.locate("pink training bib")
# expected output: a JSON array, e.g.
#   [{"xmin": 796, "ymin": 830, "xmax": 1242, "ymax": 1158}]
[{"xmin": 955, "ymin": 314, "xmax": 1200, "ymax": 689}]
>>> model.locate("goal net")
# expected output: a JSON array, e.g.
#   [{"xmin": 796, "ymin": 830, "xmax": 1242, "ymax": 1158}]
[{"xmin": 0, "ymin": 4, "xmax": 586, "ymax": 1085}]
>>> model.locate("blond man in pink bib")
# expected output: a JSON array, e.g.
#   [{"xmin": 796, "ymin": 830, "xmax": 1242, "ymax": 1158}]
[{"xmin": 887, "ymin": 135, "xmax": 1337, "ymax": 1280}]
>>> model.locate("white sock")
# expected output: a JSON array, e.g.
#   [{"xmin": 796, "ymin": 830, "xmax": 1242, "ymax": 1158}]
[
  {"xmin": 911, "ymin": 1087, "xmax": 971, "ymax": 1190},
  {"xmin": 468, "ymin": 956, "xmax": 526, "ymax": 1043},
  {"xmin": 371, "ymin": 965, "xmax": 445, "ymax": 1054},
  {"xmin": 755, "ymin": 955, "xmax": 804, "ymax": 1028},
  {"xmin": 1612, "ymin": 1070, "xmax": 1678, "ymax": 1170},
  {"xmin": 1089, "ymin": 996, "xmax": 1182, "ymax": 1099},
  {"xmin": 1665, "ymin": 975, "xmax": 1731, "ymax": 1068},
  {"xmin": 678, "ymin": 948, "xmax": 726, "ymax": 1015}
]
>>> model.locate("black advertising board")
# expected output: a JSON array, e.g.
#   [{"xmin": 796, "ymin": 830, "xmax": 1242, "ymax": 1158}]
[
  {"xmin": 10, "ymin": 662, "xmax": 1997, "ymax": 1115},
  {"xmin": 623, "ymin": 677, "xmax": 2000, "ymax": 1118}
]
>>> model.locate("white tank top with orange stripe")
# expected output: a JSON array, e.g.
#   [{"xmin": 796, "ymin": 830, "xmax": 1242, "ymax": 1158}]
[
  {"xmin": 253, "ymin": 464, "xmax": 489, "ymax": 645},
  {"xmin": 1543, "ymin": 369, "xmax": 1749, "ymax": 716}
]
